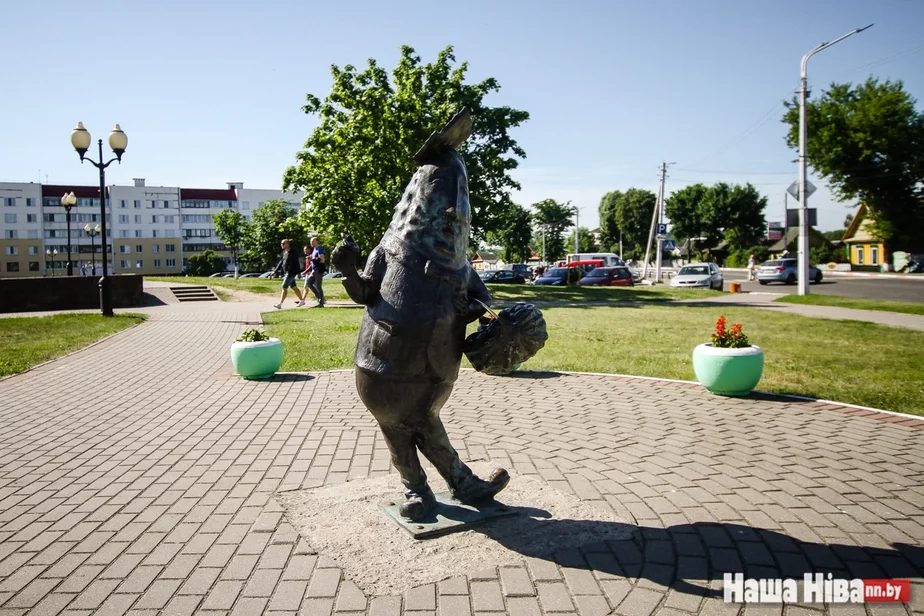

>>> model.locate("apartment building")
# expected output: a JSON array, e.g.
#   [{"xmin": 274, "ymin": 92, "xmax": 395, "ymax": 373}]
[{"xmin": 0, "ymin": 179, "xmax": 303, "ymax": 278}]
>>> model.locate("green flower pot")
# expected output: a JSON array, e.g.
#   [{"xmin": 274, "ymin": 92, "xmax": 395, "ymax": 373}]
[
  {"xmin": 692, "ymin": 343, "xmax": 763, "ymax": 396},
  {"xmin": 230, "ymin": 338, "xmax": 283, "ymax": 380}
]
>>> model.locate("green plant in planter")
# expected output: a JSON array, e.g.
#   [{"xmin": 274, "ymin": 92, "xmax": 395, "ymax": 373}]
[
  {"xmin": 237, "ymin": 328, "xmax": 269, "ymax": 342},
  {"xmin": 693, "ymin": 315, "xmax": 764, "ymax": 396}
]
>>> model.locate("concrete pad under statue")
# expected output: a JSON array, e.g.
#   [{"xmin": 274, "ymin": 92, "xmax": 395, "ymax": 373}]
[
  {"xmin": 275, "ymin": 464, "xmax": 634, "ymax": 598},
  {"xmin": 379, "ymin": 490, "xmax": 517, "ymax": 539}
]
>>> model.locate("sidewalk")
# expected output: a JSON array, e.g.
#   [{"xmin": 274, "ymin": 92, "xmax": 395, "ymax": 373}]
[{"xmin": 0, "ymin": 298, "xmax": 921, "ymax": 615}]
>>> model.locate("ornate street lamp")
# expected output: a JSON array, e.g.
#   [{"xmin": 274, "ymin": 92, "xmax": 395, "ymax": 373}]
[
  {"xmin": 61, "ymin": 192, "xmax": 77, "ymax": 276},
  {"xmin": 71, "ymin": 122, "xmax": 127, "ymax": 316},
  {"xmin": 85, "ymin": 224, "xmax": 101, "ymax": 277},
  {"xmin": 46, "ymin": 248, "xmax": 58, "ymax": 276}
]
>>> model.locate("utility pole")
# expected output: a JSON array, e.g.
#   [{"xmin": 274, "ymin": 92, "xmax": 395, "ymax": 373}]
[
  {"xmin": 797, "ymin": 24, "xmax": 872, "ymax": 295},
  {"xmin": 574, "ymin": 206, "xmax": 580, "ymax": 255},
  {"xmin": 643, "ymin": 162, "xmax": 673, "ymax": 281}
]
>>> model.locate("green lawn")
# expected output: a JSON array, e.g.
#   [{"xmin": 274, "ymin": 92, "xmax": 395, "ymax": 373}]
[
  {"xmin": 263, "ymin": 305, "xmax": 924, "ymax": 416},
  {"xmin": 0, "ymin": 313, "xmax": 147, "ymax": 378},
  {"xmin": 775, "ymin": 294, "xmax": 924, "ymax": 316},
  {"xmin": 153, "ymin": 275, "xmax": 718, "ymax": 304}
]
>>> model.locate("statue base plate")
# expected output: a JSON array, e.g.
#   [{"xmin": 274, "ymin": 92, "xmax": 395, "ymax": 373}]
[{"xmin": 379, "ymin": 491, "xmax": 517, "ymax": 539}]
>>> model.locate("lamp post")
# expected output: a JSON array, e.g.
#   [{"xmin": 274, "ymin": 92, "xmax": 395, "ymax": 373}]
[
  {"xmin": 61, "ymin": 192, "xmax": 77, "ymax": 276},
  {"xmin": 797, "ymin": 24, "xmax": 872, "ymax": 296},
  {"xmin": 85, "ymin": 224, "xmax": 100, "ymax": 277},
  {"xmin": 70, "ymin": 122, "xmax": 128, "ymax": 316},
  {"xmin": 46, "ymin": 249, "xmax": 58, "ymax": 276}
]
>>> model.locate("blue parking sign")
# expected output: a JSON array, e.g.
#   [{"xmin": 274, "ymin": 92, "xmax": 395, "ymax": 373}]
[{"xmin": 656, "ymin": 223, "xmax": 667, "ymax": 235}]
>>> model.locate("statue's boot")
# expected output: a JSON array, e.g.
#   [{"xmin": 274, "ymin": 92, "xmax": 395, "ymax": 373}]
[
  {"xmin": 451, "ymin": 468, "xmax": 510, "ymax": 504},
  {"xmin": 398, "ymin": 485, "xmax": 437, "ymax": 521}
]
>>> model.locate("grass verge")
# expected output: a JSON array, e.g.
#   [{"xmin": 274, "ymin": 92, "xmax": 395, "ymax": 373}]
[
  {"xmin": 0, "ymin": 313, "xmax": 147, "ymax": 378},
  {"xmin": 775, "ymin": 294, "xmax": 924, "ymax": 316},
  {"xmin": 153, "ymin": 276, "xmax": 719, "ymax": 304},
  {"xmin": 263, "ymin": 305, "xmax": 924, "ymax": 416}
]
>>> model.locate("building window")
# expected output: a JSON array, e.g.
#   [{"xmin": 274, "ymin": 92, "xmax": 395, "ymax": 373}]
[
  {"xmin": 151, "ymin": 215, "xmax": 159, "ymax": 223},
  {"xmin": 133, "ymin": 215, "xmax": 141, "ymax": 224},
  {"xmin": 153, "ymin": 245, "xmax": 160, "ymax": 253},
  {"xmin": 119, "ymin": 245, "xmax": 130, "ymax": 254},
  {"xmin": 4, "ymin": 213, "xmax": 16, "ymax": 224},
  {"xmin": 27, "ymin": 230, "xmax": 38, "ymax": 239},
  {"xmin": 28, "ymin": 246, "xmax": 38, "ymax": 255},
  {"xmin": 26, "ymin": 214, "xmax": 37, "ymax": 223},
  {"xmin": 6, "ymin": 262, "xmax": 19, "ymax": 272},
  {"xmin": 164, "ymin": 215, "xmax": 174, "ymax": 223},
  {"xmin": 135, "ymin": 260, "xmax": 143, "ymax": 269},
  {"xmin": 120, "ymin": 260, "xmax": 128, "ymax": 269},
  {"xmin": 242, "ymin": 201, "xmax": 250, "ymax": 210},
  {"xmin": 5, "ymin": 246, "xmax": 17, "ymax": 256},
  {"xmin": 26, "ymin": 198, "xmax": 36, "ymax": 207},
  {"xmin": 119, "ymin": 215, "xmax": 129, "ymax": 224},
  {"xmin": 163, "ymin": 200, "xmax": 171, "ymax": 208},
  {"xmin": 133, "ymin": 200, "xmax": 141, "ymax": 208},
  {"xmin": 165, "ymin": 229, "xmax": 175, "ymax": 238},
  {"xmin": 870, "ymin": 246, "xmax": 879, "ymax": 266},
  {"xmin": 154, "ymin": 259, "xmax": 162, "ymax": 268},
  {"xmin": 151, "ymin": 200, "xmax": 158, "ymax": 208},
  {"xmin": 166, "ymin": 258, "xmax": 176, "ymax": 268},
  {"xmin": 856, "ymin": 246, "xmax": 865, "ymax": 265},
  {"xmin": 119, "ymin": 230, "xmax": 129, "ymax": 238},
  {"xmin": 183, "ymin": 229, "xmax": 212, "ymax": 238},
  {"xmin": 135, "ymin": 245, "xmax": 143, "ymax": 253},
  {"xmin": 165, "ymin": 244, "xmax": 176, "ymax": 252},
  {"xmin": 5, "ymin": 230, "xmax": 17, "ymax": 239},
  {"xmin": 119, "ymin": 200, "xmax": 127, "ymax": 208},
  {"xmin": 28, "ymin": 261, "xmax": 39, "ymax": 271},
  {"xmin": 5, "ymin": 197, "xmax": 16, "ymax": 206},
  {"xmin": 134, "ymin": 230, "xmax": 142, "ymax": 238},
  {"xmin": 152, "ymin": 229, "xmax": 160, "ymax": 238}
]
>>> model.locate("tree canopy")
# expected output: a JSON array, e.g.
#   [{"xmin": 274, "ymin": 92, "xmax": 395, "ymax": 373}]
[
  {"xmin": 665, "ymin": 182, "xmax": 767, "ymax": 254},
  {"xmin": 241, "ymin": 200, "xmax": 302, "ymax": 271},
  {"xmin": 532, "ymin": 199, "xmax": 574, "ymax": 262},
  {"xmin": 782, "ymin": 78, "xmax": 924, "ymax": 254},
  {"xmin": 185, "ymin": 249, "xmax": 225, "ymax": 276},
  {"xmin": 212, "ymin": 210, "xmax": 249, "ymax": 270},
  {"xmin": 283, "ymin": 45, "xmax": 529, "ymax": 253},
  {"xmin": 598, "ymin": 189, "xmax": 656, "ymax": 260},
  {"xmin": 491, "ymin": 204, "xmax": 533, "ymax": 264},
  {"xmin": 565, "ymin": 227, "xmax": 599, "ymax": 253}
]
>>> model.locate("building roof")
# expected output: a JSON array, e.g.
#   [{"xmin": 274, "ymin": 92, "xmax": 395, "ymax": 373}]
[
  {"xmin": 179, "ymin": 188, "xmax": 237, "ymax": 201},
  {"xmin": 471, "ymin": 251, "xmax": 499, "ymax": 263},
  {"xmin": 767, "ymin": 227, "xmax": 830, "ymax": 251},
  {"xmin": 41, "ymin": 184, "xmax": 106, "ymax": 199}
]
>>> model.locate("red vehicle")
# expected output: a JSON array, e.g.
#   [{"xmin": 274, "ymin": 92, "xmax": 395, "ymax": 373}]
[
  {"xmin": 567, "ymin": 259, "xmax": 604, "ymax": 272},
  {"xmin": 578, "ymin": 266, "xmax": 635, "ymax": 287}
]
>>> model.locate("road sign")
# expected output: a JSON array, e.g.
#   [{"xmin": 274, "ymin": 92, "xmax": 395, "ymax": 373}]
[
  {"xmin": 656, "ymin": 234, "xmax": 666, "ymax": 241},
  {"xmin": 656, "ymin": 223, "xmax": 667, "ymax": 235},
  {"xmin": 786, "ymin": 208, "xmax": 817, "ymax": 227},
  {"xmin": 786, "ymin": 180, "xmax": 816, "ymax": 201},
  {"xmin": 662, "ymin": 240, "xmax": 676, "ymax": 251}
]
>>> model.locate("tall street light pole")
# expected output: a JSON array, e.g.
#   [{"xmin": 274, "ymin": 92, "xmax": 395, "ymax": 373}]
[
  {"xmin": 61, "ymin": 192, "xmax": 77, "ymax": 276},
  {"xmin": 70, "ymin": 122, "xmax": 128, "ymax": 316},
  {"xmin": 798, "ymin": 24, "xmax": 872, "ymax": 296}
]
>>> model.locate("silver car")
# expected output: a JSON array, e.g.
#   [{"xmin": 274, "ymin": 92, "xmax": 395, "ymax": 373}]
[
  {"xmin": 669, "ymin": 263, "xmax": 724, "ymax": 290},
  {"xmin": 756, "ymin": 258, "xmax": 823, "ymax": 285}
]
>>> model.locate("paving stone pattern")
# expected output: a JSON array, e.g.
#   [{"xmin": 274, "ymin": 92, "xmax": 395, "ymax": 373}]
[{"xmin": 0, "ymin": 300, "xmax": 922, "ymax": 615}]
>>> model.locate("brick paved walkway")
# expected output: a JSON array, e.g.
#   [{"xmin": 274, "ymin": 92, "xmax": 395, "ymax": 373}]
[{"xmin": 1, "ymin": 301, "xmax": 922, "ymax": 615}]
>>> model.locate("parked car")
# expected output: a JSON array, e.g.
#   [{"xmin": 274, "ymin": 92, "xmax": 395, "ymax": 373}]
[
  {"xmin": 669, "ymin": 263, "xmax": 724, "ymax": 290},
  {"xmin": 533, "ymin": 267, "xmax": 583, "ymax": 286},
  {"xmin": 578, "ymin": 266, "xmax": 635, "ymax": 287},
  {"xmin": 479, "ymin": 269, "xmax": 526, "ymax": 284},
  {"xmin": 510, "ymin": 264, "xmax": 532, "ymax": 278},
  {"xmin": 756, "ymin": 258, "xmax": 823, "ymax": 285},
  {"xmin": 323, "ymin": 271, "xmax": 343, "ymax": 279}
]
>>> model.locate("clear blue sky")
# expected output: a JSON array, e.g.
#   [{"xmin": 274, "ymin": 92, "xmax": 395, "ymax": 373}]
[{"xmin": 3, "ymin": 0, "xmax": 922, "ymax": 232}]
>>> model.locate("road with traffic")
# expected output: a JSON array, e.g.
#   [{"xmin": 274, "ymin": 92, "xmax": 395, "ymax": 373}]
[{"xmin": 720, "ymin": 269, "xmax": 924, "ymax": 303}]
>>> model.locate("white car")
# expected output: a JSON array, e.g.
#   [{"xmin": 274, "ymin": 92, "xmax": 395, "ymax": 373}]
[{"xmin": 669, "ymin": 263, "xmax": 724, "ymax": 290}]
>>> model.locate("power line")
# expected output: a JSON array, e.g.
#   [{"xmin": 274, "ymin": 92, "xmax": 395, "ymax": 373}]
[
  {"xmin": 673, "ymin": 168, "xmax": 792, "ymax": 175},
  {"xmin": 833, "ymin": 41, "xmax": 924, "ymax": 79}
]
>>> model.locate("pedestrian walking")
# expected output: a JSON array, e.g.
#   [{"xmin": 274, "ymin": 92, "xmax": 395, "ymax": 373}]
[
  {"xmin": 304, "ymin": 237, "xmax": 326, "ymax": 307},
  {"xmin": 747, "ymin": 254, "xmax": 757, "ymax": 281},
  {"xmin": 272, "ymin": 239, "xmax": 306, "ymax": 309}
]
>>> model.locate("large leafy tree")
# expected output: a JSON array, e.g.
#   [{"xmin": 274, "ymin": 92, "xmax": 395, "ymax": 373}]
[
  {"xmin": 665, "ymin": 182, "xmax": 766, "ymax": 254},
  {"xmin": 493, "ymin": 204, "xmax": 533, "ymax": 264},
  {"xmin": 212, "ymin": 210, "xmax": 249, "ymax": 272},
  {"xmin": 283, "ymin": 45, "xmax": 529, "ymax": 253},
  {"xmin": 598, "ymin": 189, "xmax": 656, "ymax": 260},
  {"xmin": 185, "ymin": 249, "xmax": 225, "ymax": 276},
  {"xmin": 565, "ymin": 227, "xmax": 599, "ymax": 253},
  {"xmin": 241, "ymin": 200, "xmax": 299, "ymax": 271},
  {"xmin": 782, "ymin": 78, "xmax": 924, "ymax": 260},
  {"xmin": 532, "ymin": 199, "xmax": 574, "ymax": 262}
]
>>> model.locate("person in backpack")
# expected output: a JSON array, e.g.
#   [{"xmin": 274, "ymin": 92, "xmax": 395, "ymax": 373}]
[{"xmin": 272, "ymin": 239, "xmax": 306, "ymax": 309}]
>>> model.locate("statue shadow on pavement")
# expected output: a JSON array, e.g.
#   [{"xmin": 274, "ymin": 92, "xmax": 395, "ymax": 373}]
[{"xmin": 464, "ymin": 507, "xmax": 924, "ymax": 598}]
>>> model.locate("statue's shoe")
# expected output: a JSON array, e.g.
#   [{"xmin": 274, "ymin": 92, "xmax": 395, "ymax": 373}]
[
  {"xmin": 452, "ymin": 468, "xmax": 510, "ymax": 504},
  {"xmin": 398, "ymin": 487, "xmax": 437, "ymax": 521}
]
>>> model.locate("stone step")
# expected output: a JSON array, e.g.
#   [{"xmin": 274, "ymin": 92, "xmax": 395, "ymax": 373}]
[{"xmin": 169, "ymin": 286, "xmax": 219, "ymax": 302}]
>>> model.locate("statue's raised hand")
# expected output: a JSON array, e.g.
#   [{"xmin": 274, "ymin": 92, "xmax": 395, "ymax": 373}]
[{"xmin": 332, "ymin": 234, "xmax": 361, "ymax": 271}]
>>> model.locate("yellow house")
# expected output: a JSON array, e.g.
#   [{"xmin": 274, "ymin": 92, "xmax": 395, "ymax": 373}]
[{"xmin": 842, "ymin": 204, "xmax": 885, "ymax": 269}]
